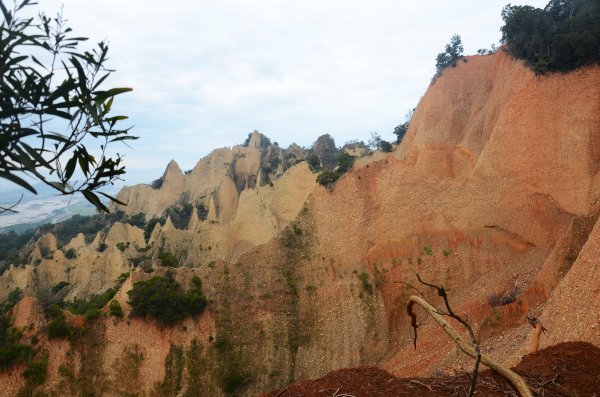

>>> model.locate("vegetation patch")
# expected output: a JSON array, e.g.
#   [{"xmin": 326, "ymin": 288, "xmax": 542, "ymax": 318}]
[
  {"xmin": 158, "ymin": 251, "xmax": 180, "ymax": 267},
  {"xmin": 65, "ymin": 286, "xmax": 121, "ymax": 321},
  {"xmin": 0, "ymin": 315, "xmax": 30, "ymax": 369},
  {"xmin": 127, "ymin": 275, "xmax": 207, "ymax": 325},
  {"xmin": 501, "ymin": 0, "xmax": 600, "ymax": 73},
  {"xmin": 155, "ymin": 344, "xmax": 184, "ymax": 397},
  {"xmin": 108, "ymin": 300, "xmax": 123, "ymax": 318},
  {"xmin": 316, "ymin": 152, "xmax": 356, "ymax": 189},
  {"xmin": 354, "ymin": 271, "xmax": 374, "ymax": 297},
  {"xmin": 111, "ymin": 344, "xmax": 144, "ymax": 396}
]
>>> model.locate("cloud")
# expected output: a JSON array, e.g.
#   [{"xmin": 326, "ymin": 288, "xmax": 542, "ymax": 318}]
[{"xmin": 28, "ymin": 0, "xmax": 549, "ymax": 185}]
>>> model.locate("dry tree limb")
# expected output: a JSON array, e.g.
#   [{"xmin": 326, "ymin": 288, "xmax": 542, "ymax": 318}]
[
  {"xmin": 408, "ymin": 379, "xmax": 433, "ymax": 391},
  {"xmin": 414, "ymin": 275, "xmax": 482, "ymax": 397},
  {"xmin": 407, "ymin": 294, "xmax": 534, "ymax": 397},
  {"xmin": 526, "ymin": 315, "xmax": 547, "ymax": 353}
]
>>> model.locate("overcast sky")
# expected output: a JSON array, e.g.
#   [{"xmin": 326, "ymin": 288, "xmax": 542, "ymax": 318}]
[{"xmin": 24, "ymin": 0, "xmax": 547, "ymax": 186}]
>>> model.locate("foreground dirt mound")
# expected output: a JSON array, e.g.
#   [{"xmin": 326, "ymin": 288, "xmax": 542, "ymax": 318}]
[{"xmin": 261, "ymin": 342, "xmax": 600, "ymax": 396}]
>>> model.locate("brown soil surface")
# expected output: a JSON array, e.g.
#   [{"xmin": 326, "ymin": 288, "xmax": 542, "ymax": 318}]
[{"xmin": 261, "ymin": 342, "xmax": 600, "ymax": 397}]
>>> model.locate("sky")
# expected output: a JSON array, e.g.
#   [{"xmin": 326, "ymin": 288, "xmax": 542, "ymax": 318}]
[{"xmin": 11, "ymin": 0, "xmax": 548, "ymax": 187}]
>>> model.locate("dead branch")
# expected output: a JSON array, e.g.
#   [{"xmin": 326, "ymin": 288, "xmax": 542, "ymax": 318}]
[
  {"xmin": 408, "ymin": 379, "xmax": 433, "ymax": 391},
  {"xmin": 414, "ymin": 275, "xmax": 482, "ymax": 397},
  {"xmin": 407, "ymin": 294, "xmax": 534, "ymax": 397},
  {"xmin": 0, "ymin": 194, "xmax": 23, "ymax": 214},
  {"xmin": 526, "ymin": 316, "xmax": 547, "ymax": 353}
]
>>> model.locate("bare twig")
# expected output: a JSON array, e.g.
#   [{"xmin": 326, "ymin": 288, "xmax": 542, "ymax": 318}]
[
  {"xmin": 407, "ymin": 293, "xmax": 534, "ymax": 397},
  {"xmin": 526, "ymin": 315, "xmax": 547, "ymax": 353},
  {"xmin": 409, "ymin": 379, "xmax": 433, "ymax": 391},
  {"xmin": 413, "ymin": 274, "xmax": 482, "ymax": 397},
  {"xmin": 0, "ymin": 194, "xmax": 23, "ymax": 214}
]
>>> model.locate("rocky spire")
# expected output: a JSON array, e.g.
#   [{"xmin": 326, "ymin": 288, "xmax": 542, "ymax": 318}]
[
  {"xmin": 187, "ymin": 206, "xmax": 199, "ymax": 231},
  {"xmin": 161, "ymin": 160, "xmax": 184, "ymax": 183}
]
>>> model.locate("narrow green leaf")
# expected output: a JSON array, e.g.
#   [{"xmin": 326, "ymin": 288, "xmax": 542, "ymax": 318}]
[
  {"xmin": 48, "ymin": 181, "xmax": 65, "ymax": 192},
  {"xmin": 0, "ymin": 2, "xmax": 12, "ymax": 26},
  {"xmin": 64, "ymin": 155, "xmax": 77, "ymax": 181},
  {"xmin": 77, "ymin": 151, "xmax": 90, "ymax": 176},
  {"xmin": 82, "ymin": 190, "xmax": 109, "ymax": 213},
  {"xmin": 0, "ymin": 171, "xmax": 37, "ymax": 194},
  {"xmin": 70, "ymin": 56, "xmax": 88, "ymax": 96},
  {"xmin": 44, "ymin": 109, "xmax": 72, "ymax": 119},
  {"xmin": 98, "ymin": 192, "xmax": 127, "ymax": 206},
  {"xmin": 20, "ymin": 142, "xmax": 51, "ymax": 169}
]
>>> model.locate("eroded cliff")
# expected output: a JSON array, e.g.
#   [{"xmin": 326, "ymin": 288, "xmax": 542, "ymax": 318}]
[{"xmin": 1, "ymin": 50, "xmax": 599, "ymax": 396}]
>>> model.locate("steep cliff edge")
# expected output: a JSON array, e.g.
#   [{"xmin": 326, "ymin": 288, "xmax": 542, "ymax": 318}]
[{"xmin": 1, "ymin": 50, "xmax": 599, "ymax": 396}]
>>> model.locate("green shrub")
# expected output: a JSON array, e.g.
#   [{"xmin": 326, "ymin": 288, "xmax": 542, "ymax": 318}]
[
  {"xmin": 97, "ymin": 242, "xmax": 108, "ymax": 252},
  {"xmin": 306, "ymin": 153, "xmax": 322, "ymax": 172},
  {"xmin": 379, "ymin": 140, "xmax": 393, "ymax": 152},
  {"xmin": 127, "ymin": 275, "xmax": 207, "ymax": 325},
  {"xmin": 84, "ymin": 308, "xmax": 102, "ymax": 322},
  {"xmin": 435, "ymin": 34, "xmax": 464, "ymax": 74},
  {"xmin": 144, "ymin": 217, "xmax": 164, "ymax": 241},
  {"xmin": 22, "ymin": 355, "xmax": 48, "ymax": 386},
  {"xmin": 158, "ymin": 251, "xmax": 180, "ymax": 268},
  {"xmin": 336, "ymin": 152, "xmax": 356, "ymax": 174},
  {"xmin": 355, "ymin": 272, "xmax": 373, "ymax": 296},
  {"xmin": 127, "ymin": 212, "xmax": 146, "ymax": 228},
  {"xmin": 64, "ymin": 248, "xmax": 77, "ymax": 259},
  {"xmin": 316, "ymin": 171, "xmax": 340, "ymax": 186},
  {"xmin": 65, "ymin": 286, "xmax": 120, "ymax": 316},
  {"xmin": 0, "ymin": 230, "xmax": 35, "ymax": 270},
  {"xmin": 109, "ymin": 300, "xmax": 123, "ymax": 318},
  {"xmin": 0, "ymin": 315, "xmax": 30, "ymax": 369},
  {"xmin": 1, "ymin": 288, "xmax": 23, "ymax": 314},
  {"xmin": 116, "ymin": 242, "xmax": 130, "ymax": 252},
  {"xmin": 47, "ymin": 311, "xmax": 71, "ymax": 339}
]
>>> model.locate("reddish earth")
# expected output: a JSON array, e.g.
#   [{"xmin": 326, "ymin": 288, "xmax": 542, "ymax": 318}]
[{"xmin": 261, "ymin": 342, "xmax": 600, "ymax": 397}]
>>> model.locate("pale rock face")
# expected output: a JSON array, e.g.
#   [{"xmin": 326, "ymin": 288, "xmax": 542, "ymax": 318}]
[{"xmin": 65, "ymin": 233, "xmax": 85, "ymax": 251}]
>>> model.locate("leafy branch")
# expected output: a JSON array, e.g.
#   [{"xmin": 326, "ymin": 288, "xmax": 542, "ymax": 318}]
[{"xmin": 0, "ymin": 0, "xmax": 136, "ymax": 212}]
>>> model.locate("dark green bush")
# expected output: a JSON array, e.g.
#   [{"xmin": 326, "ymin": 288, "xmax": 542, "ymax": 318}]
[
  {"xmin": 127, "ymin": 213, "xmax": 146, "ymax": 228},
  {"xmin": 150, "ymin": 177, "xmax": 164, "ymax": 189},
  {"xmin": 144, "ymin": 217, "xmax": 164, "ymax": 241},
  {"xmin": 355, "ymin": 271, "xmax": 374, "ymax": 296},
  {"xmin": 393, "ymin": 122, "xmax": 409, "ymax": 144},
  {"xmin": 84, "ymin": 308, "xmax": 102, "ymax": 322},
  {"xmin": 316, "ymin": 171, "xmax": 340, "ymax": 186},
  {"xmin": 380, "ymin": 140, "xmax": 393, "ymax": 152},
  {"xmin": 306, "ymin": 154, "xmax": 322, "ymax": 172},
  {"xmin": 64, "ymin": 248, "xmax": 77, "ymax": 259},
  {"xmin": 109, "ymin": 300, "xmax": 123, "ymax": 318},
  {"xmin": 0, "ymin": 230, "xmax": 35, "ymax": 271},
  {"xmin": 65, "ymin": 286, "xmax": 119, "ymax": 317},
  {"xmin": 116, "ymin": 242, "xmax": 130, "ymax": 252},
  {"xmin": 0, "ymin": 315, "xmax": 29, "ymax": 369},
  {"xmin": 47, "ymin": 311, "xmax": 71, "ymax": 339},
  {"xmin": 1, "ymin": 288, "xmax": 23, "ymax": 314},
  {"xmin": 127, "ymin": 275, "xmax": 207, "ymax": 325},
  {"xmin": 336, "ymin": 152, "xmax": 356, "ymax": 174},
  {"xmin": 158, "ymin": 251, "xmax": 180, "ymax": 268},
  {"xmin": 22, "ymin": 355, "xmax": 48, "ymax": 386},
  {"xmin": 435, "ymin": 34, "xmax": 464, "ymax": 74},
  {"xmin": 97, "ymin": 242, "xmax": 108, "ymax": 252}
]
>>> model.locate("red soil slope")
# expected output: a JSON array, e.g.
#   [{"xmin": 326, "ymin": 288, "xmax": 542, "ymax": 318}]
[{"xmin": 262, "ymin": 342, "xmax": 600, "ymax": 396}]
